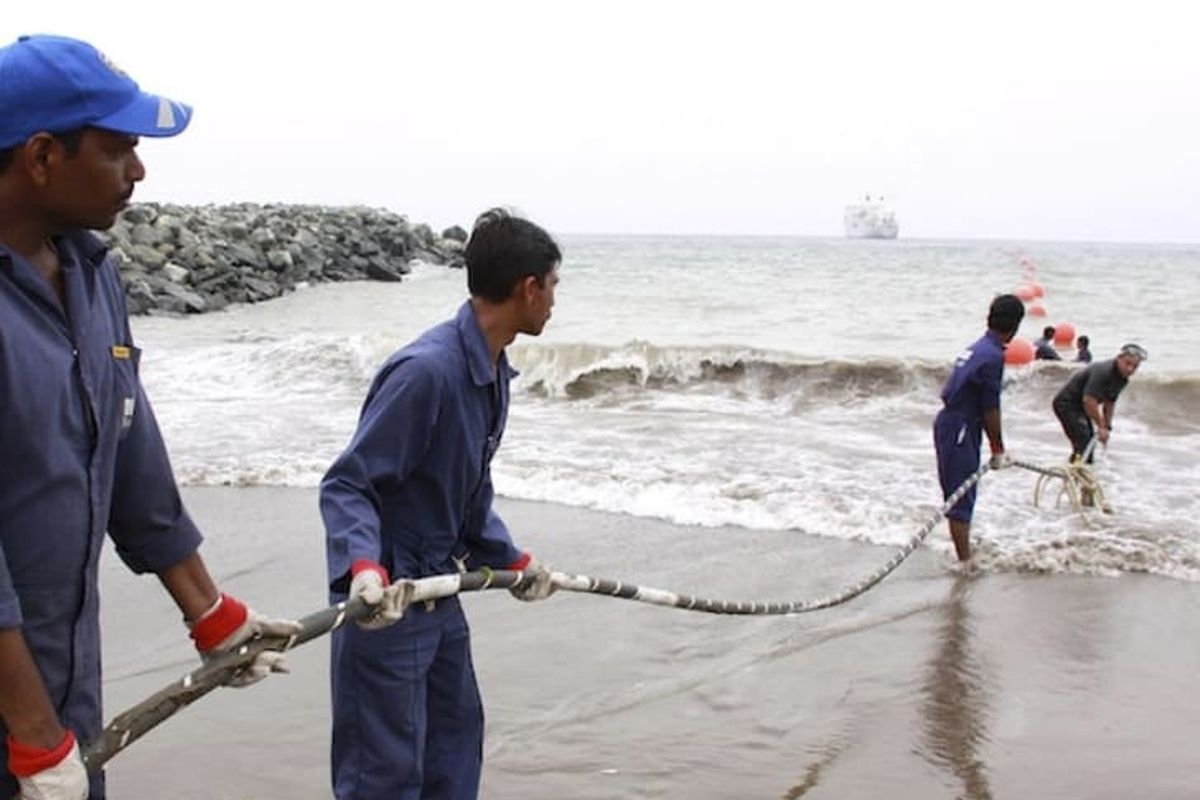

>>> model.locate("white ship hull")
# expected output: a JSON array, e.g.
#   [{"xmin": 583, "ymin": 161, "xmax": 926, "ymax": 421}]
[{"xmin": 844, "ymin": 198, "xmax": 899, "ymax": 240}]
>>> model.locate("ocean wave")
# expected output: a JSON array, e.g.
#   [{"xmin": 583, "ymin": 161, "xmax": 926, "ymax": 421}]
[
  {"xmin": 510, "ymin": 341, "xmax": 948, "ymax": 404},
  {"xmin": 509, "ymin": 342, "xmax": 1200, "ymax": 427},
  {"xmin": 149, "ymin": 329, "xmax": 1200, "ymax": 429},
  {"xmin": 147, "ymin": 330, "xmax": 1200, "ymax": 584}
]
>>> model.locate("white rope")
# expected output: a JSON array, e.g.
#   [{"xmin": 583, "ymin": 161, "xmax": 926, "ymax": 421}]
[{"xmin": 1013, "ymin": 437, "xmax": 1110, "ymax": 525}]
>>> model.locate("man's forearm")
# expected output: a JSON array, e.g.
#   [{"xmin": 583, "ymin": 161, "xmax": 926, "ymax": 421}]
[
  {"xmin": 982, "ymin": 408, "xmax": 1003, "ymax": 451},
  {"xmin": 157, "ymin": 551, "xmax": 221, "ymax": 623},
  {"xmin": 0, "ymin": 628, "xmax": 65, "ymax": 748},
  {"xmin": 1083, "ymin": 397, "xmax": 1106, "ymax": 429}
]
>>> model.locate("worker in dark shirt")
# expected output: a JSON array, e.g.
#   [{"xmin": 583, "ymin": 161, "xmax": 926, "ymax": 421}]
[
  {"xmin": 1033, "ymin": 326, "xmax": 1062, "ymax": 360},
  {"xmin": 1052, "ymin": 343, "xmax": 1146, "ymax": 463},
  {"xmin": 933, "ymin": 294, "xmax": 1025, "ymax": 561},
  {"xmin": 1075, "ymin": 335, "xmax": 1093, "ymax": 363}
]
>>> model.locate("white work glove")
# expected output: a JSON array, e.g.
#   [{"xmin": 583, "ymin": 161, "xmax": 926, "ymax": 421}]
[
  {"xmin": 508, "ymin": 556, "xmax": 557, "ymax": 602},
  {"xmin": 7, "ymin": 730, "xmax": 89, "ymax": 800},
  {"xmin": 349, "ymin": 562, "xmax": 411, "ymax": 630},
  {"xmin": 988, "ymin": 451, "xmax": 1014, "ymax": 470},
  {"xmin": 188, "ymin": 594, "xmax": 302, "ymax": 687}
]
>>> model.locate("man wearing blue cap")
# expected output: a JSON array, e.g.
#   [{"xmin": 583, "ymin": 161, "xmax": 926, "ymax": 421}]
[{"xmin": 0, "ymin": 35, "xmax": 299, "ymax": 800}]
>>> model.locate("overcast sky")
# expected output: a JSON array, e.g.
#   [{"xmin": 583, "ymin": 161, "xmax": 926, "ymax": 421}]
[{"xmin": 7, "ymin": 1, "xmax": 1199, "ymax": 241}]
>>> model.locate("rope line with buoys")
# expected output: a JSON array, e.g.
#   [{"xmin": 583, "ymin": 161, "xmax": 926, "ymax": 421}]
[{"xmin": 82, "ymin": 463, "xmax": 992, "ymax": 772}]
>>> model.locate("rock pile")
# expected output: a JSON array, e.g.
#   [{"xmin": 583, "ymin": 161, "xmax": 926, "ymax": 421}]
[{"xmin": 102, "ymin": 203, "xmax": 466, "ymax": 314}]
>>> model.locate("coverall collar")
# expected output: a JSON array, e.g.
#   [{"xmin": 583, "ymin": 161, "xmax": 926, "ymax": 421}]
[{"xmin": 456, "ymin": 299, "xmax": 502, "ymax": 387}]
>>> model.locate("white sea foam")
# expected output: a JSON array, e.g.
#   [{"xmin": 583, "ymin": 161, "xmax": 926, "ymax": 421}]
[{"xmin": 133, "ymin": 236, "xmax": 1200, "ymax": 581}]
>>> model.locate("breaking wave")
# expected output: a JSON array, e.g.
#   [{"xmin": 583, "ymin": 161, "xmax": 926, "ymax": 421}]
[{"xmin": 510, "ymin": 341, "xmax": 1200, "ymax": 430}]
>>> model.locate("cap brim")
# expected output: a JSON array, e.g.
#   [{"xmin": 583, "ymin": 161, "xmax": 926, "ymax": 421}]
[{"xmin": 92, "ymin": 90, "xmax": 192, "ymax": 138}]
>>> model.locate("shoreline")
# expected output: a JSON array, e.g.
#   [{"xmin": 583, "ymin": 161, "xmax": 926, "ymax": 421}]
[{"xmin": 98, "ymin": 487, "xmax": 1200, "ymax": 799}]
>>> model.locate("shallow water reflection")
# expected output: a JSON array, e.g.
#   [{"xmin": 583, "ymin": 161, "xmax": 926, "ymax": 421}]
[{"xmin": 918, "ymin": 576, "xmax": 994, "ymax": 799}]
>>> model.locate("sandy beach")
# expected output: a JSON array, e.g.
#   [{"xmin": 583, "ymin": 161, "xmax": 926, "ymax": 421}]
[{"xmin": 92, "ymin": 486, "xmax": 1200, "ymax": 799}]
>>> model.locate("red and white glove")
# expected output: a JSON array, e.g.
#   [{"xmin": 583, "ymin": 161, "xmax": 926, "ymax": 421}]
[
  {"xmin": 507, "ymin": 553, "xmax": 557, "ymax": 602},
  {"xmin": 6, "ymin": 730, "xmax": 88, "ymax": 800},
  {"xmin": 188, "ymin": 594, "xmax": 301, "ymax": 687},
  {"xmin": 349, "ymin": 560, "xmax": 410, "ymax": 630}
]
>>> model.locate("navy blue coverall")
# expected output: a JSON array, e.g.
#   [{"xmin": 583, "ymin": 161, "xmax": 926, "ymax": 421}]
[
  {"xmin": 933, "ymin": 330, "xmax": 1005, "ymax": 521},
  {"xmin": 321, "ymin": 300, "xmax": 525, "ymax": 800},
  {"xmin": 0, "ymin": 232, "xmax": 202, "ymax": 799}
]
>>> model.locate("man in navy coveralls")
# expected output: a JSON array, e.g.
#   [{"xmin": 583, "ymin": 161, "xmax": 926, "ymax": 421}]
[
  {"xmin": 0, "ymin": 35, "xmax": 299, "ymax": 800},
  {"xmin": 933, "ymin": 294, "xmax": 1024, "ymax": 561},
  {"xmin": 322, "ymin": 208, "xmax": 559, "ymax": 800}
]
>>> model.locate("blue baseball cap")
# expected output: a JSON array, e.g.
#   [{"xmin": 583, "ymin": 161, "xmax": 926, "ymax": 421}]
[{"xmin": 0, "ymin": 34, "xmax": 192, "ymax": 150}]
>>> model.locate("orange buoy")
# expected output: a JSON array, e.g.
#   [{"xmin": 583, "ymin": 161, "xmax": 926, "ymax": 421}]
[
  {"xmin": 1029, "ymin": 281, "xmax": 1045, "ymax": 298},
  {"xmin": 1005, "ymin": 337, "xmax": 1035, "ymax": 365},
  {"xmin": 1027, "ymin": 302, "xmax": 1047, "ymax": 317},
  {"xmin": 1053, "ymin": 322, "xmax": 1076, "ymax": 346},
  {"xmin": 1015, "ymin": 285, "xmax": 1036, "ymax": 301}
]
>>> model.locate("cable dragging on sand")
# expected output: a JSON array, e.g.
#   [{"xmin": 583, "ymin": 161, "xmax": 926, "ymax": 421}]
[
  {"xmin": 554, "ymin": 463, "xmax": 989, "ymax": 616},
  {"xmin": 83, "ymin": 465, "xmax": 990, "ymax": 770}
]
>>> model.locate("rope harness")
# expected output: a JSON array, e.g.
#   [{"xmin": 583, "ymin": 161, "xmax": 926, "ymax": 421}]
[{"xmin": 1012, "ymin": 437, "xmax": 1110, "ymax": 526}]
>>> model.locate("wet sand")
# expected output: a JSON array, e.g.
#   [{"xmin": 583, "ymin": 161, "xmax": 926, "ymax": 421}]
[{"xmin": 99, "ymin": 487, "xmax": 1200, "ymax": 799}]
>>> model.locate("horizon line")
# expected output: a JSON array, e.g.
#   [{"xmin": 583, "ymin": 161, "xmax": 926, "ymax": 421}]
[{"xmin": 552, "ymin": 231, "xmax": 1200, "ymax": 247}]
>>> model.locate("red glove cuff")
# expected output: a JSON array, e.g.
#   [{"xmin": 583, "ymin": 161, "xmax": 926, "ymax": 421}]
[
  {"xmin": 507, "ymin": 552, "xmax": 532, "ymax": 571},
  {"xmin": 6, "ymin": 729, "xmax": 76, "ymax": 777},
  {"xmin": 350, "ymin": 559, "xmax": 389, "ymax": 584},
  {"xmin": 189, "ymin": 593, "xmax": 249, "ymax": 652}
]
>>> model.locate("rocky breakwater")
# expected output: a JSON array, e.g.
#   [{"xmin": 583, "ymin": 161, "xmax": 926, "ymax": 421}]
[{"xmin": 102, "ymin": 203, "xmax": 469, "ymax": 314}]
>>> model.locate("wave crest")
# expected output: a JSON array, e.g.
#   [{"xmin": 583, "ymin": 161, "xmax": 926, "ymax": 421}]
[{"xmin": 511, "ymin": 341, "xmax": 948, "ymax": 404}]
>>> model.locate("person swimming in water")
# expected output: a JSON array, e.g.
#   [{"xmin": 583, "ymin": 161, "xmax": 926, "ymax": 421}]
[
  {"xmin": 1033, "ymin": 326, "xmax": 1062, "ymax": 361},
  {"xmin": 1075, "ymin": 335, "xmax": 1093, "ymax": 363}
]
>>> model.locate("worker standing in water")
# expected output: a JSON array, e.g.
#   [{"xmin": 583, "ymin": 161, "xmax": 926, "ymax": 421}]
[{"xmin": 933, "ymin": 294, "xmax": 1025, "ymax": 561}]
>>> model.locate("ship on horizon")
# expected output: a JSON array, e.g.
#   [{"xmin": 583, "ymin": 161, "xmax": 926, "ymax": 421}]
[{"xmin": 844, "ymin": 194, "xmax": 899, "ymax": 239}]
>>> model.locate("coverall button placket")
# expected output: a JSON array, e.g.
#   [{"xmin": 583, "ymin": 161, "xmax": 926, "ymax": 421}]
[
  {"xmin": 3, "ymin": 233, "xmax": 205, "ymax": 799},
  {"xmin": 63, "ymin": 250, "xmax": 104, "ymax": 713}
]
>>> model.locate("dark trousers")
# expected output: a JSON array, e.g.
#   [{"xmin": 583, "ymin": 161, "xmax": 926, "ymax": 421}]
[
  {"xmin": 933, "ymin": 410, "xmax": 980, "ymax": 523},
  {"xmin": 330, "ymin": 596, "xmax": 483, "ymax": 800},
  {"xmin": 1053, "ymin": 398, "xmax": 1094, "ymax": 462}
]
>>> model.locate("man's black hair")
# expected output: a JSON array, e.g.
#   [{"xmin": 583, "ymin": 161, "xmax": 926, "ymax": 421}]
[
  {"xmin": 1077, "ymin": 335, "xmax": 1089, "ymax": 347},
  {"xmin": 1042, "ymin": 325, "xmax": 1056, "ymax": 339},
  {"xmin": 465, "ymin": 208, "xmax": 560, "ymax": 303},
  {"xmin": 0, "ymin": 129, "xmax": 86, "ymax": 174},
  {"xmin": 987, "ymin": 294, "xmax": 1025, "ymax": 337}
]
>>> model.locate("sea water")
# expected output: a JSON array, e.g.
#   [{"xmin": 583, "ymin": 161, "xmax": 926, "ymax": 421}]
[{"xmin": 131, "ymin": 236, "xmax": 1200, "ymax": 581}]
